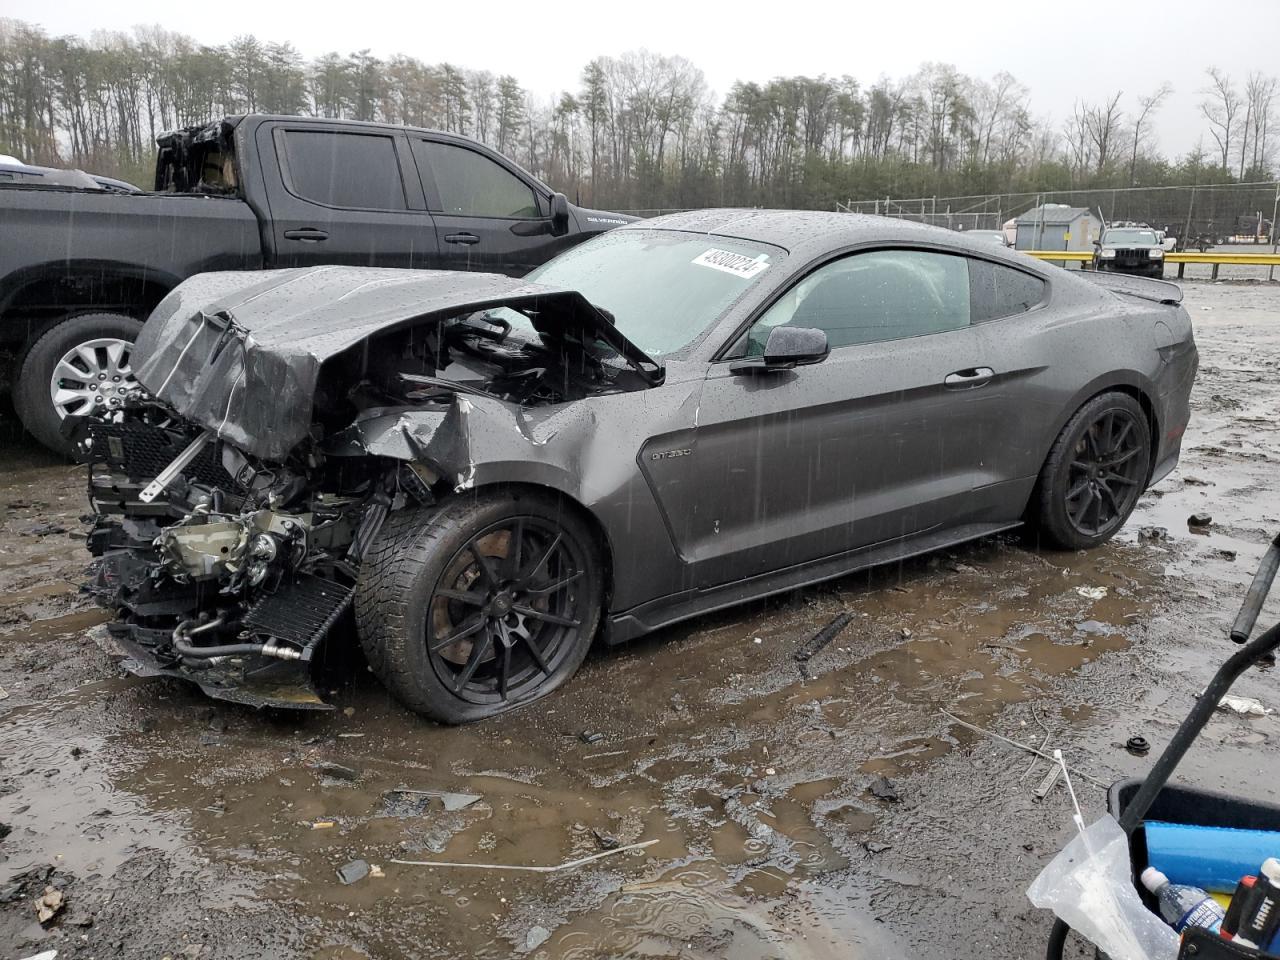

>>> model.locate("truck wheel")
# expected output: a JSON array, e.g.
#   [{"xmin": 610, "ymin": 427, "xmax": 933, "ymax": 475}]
[
  {"xmin": 355, "ymin": 490, "xmax": 604, "ymax": 724},
  {"xmin": 14, "ymin": 312, "xmax": 143, "ymax": 457},
  {"xmin": 1031, "ymin": 392, "xmax": 1151, "ymax": 550}
]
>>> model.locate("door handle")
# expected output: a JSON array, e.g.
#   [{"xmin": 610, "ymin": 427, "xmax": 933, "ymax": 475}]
[
  {"xmin": 944, "ymin": 367, "xmax": 994, "ymax": 389},
  {"xmin": 283, "ymin": 228, "xmax": 329, "ymax": 242},
  {"xmin": 444, "ymin": 233, "xmax": 481, "ymax": 245}
]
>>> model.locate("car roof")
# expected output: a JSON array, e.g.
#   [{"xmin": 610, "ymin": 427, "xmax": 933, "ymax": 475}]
[{"xmin": 629, "ymin": 209, "xmax": 1024, "ymax": 262}]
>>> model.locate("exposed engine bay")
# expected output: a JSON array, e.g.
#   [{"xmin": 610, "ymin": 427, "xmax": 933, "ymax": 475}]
[{"xmin": 75, "ymin": 268, "xmax": 659, "ymax": 709}]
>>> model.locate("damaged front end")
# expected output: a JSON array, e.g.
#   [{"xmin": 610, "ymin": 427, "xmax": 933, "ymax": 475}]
[
  {"xmin": 74, "ymin": 267, "xmax": 658, "ymax": 710},
  {"xmin": 78, "ymin": 399, "xmax": 394, "ymax": 709}
]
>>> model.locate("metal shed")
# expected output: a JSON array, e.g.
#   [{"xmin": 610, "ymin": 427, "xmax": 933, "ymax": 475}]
[{"xmin": 1014, "ymin": 205, "xmax": 1099, "ymax": 251}]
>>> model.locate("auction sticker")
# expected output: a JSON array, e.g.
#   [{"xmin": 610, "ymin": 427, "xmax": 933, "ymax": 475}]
[{"xmin": 691, "ymin": 248, "xmax": 770, "ymax": 279}]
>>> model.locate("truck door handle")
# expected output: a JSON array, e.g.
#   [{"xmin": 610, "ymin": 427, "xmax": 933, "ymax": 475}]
[
  {"xmin": 444, "ymin": 233, "xmax": 481, "ymax": 245},
  {"xmin": 944, "ymin": 367, "xmax": 994, "ymax": 389},
  {"xmin": 283, "ymin": 228, "xmax": 329, "ymax": 242}
]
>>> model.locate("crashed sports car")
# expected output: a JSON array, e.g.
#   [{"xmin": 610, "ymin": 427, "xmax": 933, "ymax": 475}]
[{"xmin": 75, "ymin": 210, "xmax": 1198, "ymax": 722}]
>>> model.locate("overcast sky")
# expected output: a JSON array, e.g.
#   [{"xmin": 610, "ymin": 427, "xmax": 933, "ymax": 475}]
[{"xmin": 25, "ymin": 0, "xmax": 1280, "ymax": 160}]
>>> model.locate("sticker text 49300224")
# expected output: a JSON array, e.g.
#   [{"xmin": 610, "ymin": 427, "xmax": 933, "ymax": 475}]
[{"xmin": 691, "ymin": 248, "xmax": 770, "ymax": 279}]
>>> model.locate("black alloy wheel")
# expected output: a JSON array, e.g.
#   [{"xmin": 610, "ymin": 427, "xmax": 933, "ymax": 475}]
[
  {"xmin": 1063, "ymin": 407, "xmax": 1147, "ymax": 538},
  {"xmin": 355, "ymin": 492, "xmax": 604, "ymax": 723},
  {"xmin": 426, "ymin": 515, "xmax": 589, "ymax": 705},
  {"xmin": 1032, "ymin": 391, "xmax": 1151, "ymax": 550}
]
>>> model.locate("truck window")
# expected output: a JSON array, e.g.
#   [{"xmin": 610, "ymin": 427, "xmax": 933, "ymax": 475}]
[
  {"xmin": 282, "ymin": 130, "xmax": 407, "ymax": 211},
  {"xmin": 413, "ymin": 140, "xmax": 539, "ymax": 219}
]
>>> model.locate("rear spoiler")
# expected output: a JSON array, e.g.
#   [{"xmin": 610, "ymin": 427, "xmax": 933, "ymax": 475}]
[{"xmin": 1075, "ymin": 271, "xmax": 1183, "ymax": 305}]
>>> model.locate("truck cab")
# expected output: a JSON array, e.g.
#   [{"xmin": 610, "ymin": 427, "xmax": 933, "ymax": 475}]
[{"xmin": 2, "ymin": 114, "xmax": 633, "ymax": 456}]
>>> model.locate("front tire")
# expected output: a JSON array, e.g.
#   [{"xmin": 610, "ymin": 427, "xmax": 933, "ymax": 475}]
[
  {"xmin": 355, "ymin": 491, "xmax": 604, "ymax": 723},
  {"xmin": 1032, "ymin": 392, "xmax": 1151, "ymax": 550},
  {"xmin": 14, "ymin": 312, "xmax": 143, "ymax": 458}
]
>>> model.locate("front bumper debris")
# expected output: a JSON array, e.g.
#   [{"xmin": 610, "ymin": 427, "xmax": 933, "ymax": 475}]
[{"xmin": 97, "ymin": 621, "xmax": 332, "ymax": 710}]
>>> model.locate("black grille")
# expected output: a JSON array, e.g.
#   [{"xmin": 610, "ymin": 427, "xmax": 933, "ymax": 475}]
[
  {"xmin": 242, "ymin": 574, "xmax": 353, "ymax": 650},
  {"xmin": 88, "ymin": 420, "xmax": 239, "ymax": 490}
]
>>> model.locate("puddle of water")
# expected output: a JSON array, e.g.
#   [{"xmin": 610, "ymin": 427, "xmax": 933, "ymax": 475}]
[{"xmin": 541, "ymin": 865, "xmax": 901, "ymax": 959}]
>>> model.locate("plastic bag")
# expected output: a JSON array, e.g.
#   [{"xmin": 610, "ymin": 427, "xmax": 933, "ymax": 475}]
[{"xmin": 1028, "ymin": 813, "xmax": 1180, "ymax": 960}]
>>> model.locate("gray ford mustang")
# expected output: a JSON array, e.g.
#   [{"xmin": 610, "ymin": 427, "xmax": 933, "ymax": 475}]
[{"xmin": 76, "ymin": 210, "xmax": 1197, "ymax": 722}]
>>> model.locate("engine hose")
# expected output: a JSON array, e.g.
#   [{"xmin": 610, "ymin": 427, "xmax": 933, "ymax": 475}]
[
  {"xmin": 171, "ymin": 617, "xmax": 262, "ymax": 659},
  {"xmin": 174, "ymin": 641, "xmax": 272, "ymax": 659},
  {"xmin": 170, "ymin": 618, "xmax": 301, "ymax": 661}
]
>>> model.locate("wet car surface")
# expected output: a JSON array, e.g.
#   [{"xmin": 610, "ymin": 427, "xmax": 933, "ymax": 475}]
[
  {"xmin": 75, "ymin": 212, "xmax": 1195, "ymax": 724},
  {"xmin": 1, "ymin": 280, "xmax": 1278, "ymax": 959}
]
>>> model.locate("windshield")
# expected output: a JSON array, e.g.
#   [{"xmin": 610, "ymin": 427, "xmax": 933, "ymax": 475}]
[
  {"xmin": 1104, "ymin": 229, "xmax": 1158, "ymax": 245},
  {"xmin": 507, "ymin": 229, "xmax": 785, "ymax": 357}
]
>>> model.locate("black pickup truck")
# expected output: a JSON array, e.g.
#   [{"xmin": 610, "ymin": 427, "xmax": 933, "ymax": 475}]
[{"xmin": 0, "ymin": 114, "xmax": 632, "ymax": 454}]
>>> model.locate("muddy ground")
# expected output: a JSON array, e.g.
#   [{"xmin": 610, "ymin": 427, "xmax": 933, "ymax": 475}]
[{"xmin": 2, "ymin": 280, "xmax": 1279, "ymax": 960}]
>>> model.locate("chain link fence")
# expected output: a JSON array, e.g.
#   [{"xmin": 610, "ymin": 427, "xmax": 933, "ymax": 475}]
[{"xmin": 837, "ymin": 182, "xmax": 1280, "ymax": 247}]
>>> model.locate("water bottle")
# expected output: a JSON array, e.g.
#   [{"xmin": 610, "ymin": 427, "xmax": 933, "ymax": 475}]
[{"xmin": 1141, "ymin": 866, "xmax": 1226, "ymax": 934}]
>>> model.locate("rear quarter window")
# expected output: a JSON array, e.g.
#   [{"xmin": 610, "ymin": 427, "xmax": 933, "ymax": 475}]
[{"xmin": 968, "ymin": 259, "xmax": 1046, "ymax": 322}]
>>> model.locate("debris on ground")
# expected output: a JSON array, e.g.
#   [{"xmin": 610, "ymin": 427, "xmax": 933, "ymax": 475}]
[
  {"xmin": 794, "ymin": 611, "xmax": 855, "ymax": 665},
  {"xmin": 1217, "ymin": 694, "xmax": 1272, "ymax": 716},
  {"xmin": 591, "ymin": 828, "xmax": 620, "ymax": 850},
  {"xmin": 369, "ymin": 864, "xmax": 384, "ymax": 878},
  {"xmin": 391, "ymin": 838, "xmax": 660, "ymax": 873},
  {"xmin": 867, "ymin": 776, "xmax": 900, "ymax": 803},
  {"xmin": 34, "ymin": 885, "xmax": 65, "ymax": 924},
  {"xmin": 1076, "ymin": 585, "xmax": 1108, "ymax": 600},
  {"xmin": 0, "ymin": 821, "xmax": 10, "ymax": 841},
  {"xmin": 312, "ymin": 820, "xmax": 336, "ymax": 830},
  {"xmin": 18, "ymin": 951, "xmax": 58, "ymax": 960},
  {"xmin": 1138, "ymin": 526, "xmax": 1170, "ymax": 541},
  {"xmin": 0, "ymin": 685, "xmax": 8, "ymax": 701},
  {"xmin": 1125, "ymin": 736, "xmax": 1151, "ymax": 756},
  {"xmin": 1033, "ymin": 765, "xmax": 1063, "ymax": 802},
  {"xmin": 383, "ymin": 788, "xmax": 482, "ymax": 812},
  {"xmin": 21, "ymin": 523, "xmax": 67, "ymax": 537},
  {"xmin": 578, "ymin": 731, "xmax": 604, "ymax": 744},
  {"xmin": 312, "ymin": 761, "xmax": 361, "ymax": 782},
  {"xmin": 526, "ymin": 925, "xmax": 552, "ymax": 950},
  {"xmin": 862, "ymin": 840, "xmax": 892, "ymax": 854},
  {"xmin": 940, "ymin": 709, "xmax": 1107, "ymax": 787},
  {"xmin": 1187, "ymin": 512, "xmax": 1213, "ymax": 528},
  {"xmin": 336, "ymin": 859, "xmax": 370, "ymax": 885}
]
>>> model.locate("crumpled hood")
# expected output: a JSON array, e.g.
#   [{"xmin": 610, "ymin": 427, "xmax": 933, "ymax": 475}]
[{"xmin": 134, "ymin": 266, "xmax": 658, "ymax": 462}]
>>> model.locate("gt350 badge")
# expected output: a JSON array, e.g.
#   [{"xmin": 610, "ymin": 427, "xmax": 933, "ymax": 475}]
[{"xmin": 650, "ymin": 448, "xmax": 692, "ymax": 460}]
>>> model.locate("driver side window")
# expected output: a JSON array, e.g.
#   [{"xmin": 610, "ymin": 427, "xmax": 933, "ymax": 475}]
[{"xmin": 733, "ymin": 249, "xmax": 972, "ymax": 356}]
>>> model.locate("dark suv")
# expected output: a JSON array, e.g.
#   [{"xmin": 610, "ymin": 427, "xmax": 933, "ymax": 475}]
[{"xmin": 1093, "ymin": 227, "xmax": 1165, "ymax": 278}]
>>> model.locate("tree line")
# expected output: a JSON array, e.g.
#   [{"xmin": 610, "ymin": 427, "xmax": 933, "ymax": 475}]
[{"xmin": 1, "ymin": 16, "xmax": 1276, "ymax": 212}]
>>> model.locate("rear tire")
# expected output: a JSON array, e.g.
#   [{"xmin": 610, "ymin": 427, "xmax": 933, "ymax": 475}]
[
  {"xmin": 14, "ymin": 312, "xmax": 143, "ymax": 458},
  {"xmin": 355, "ymin": 490, "xmax": 604, "ymax": 724},
  {"xmin": 1031, "ymin": 392, "xmax": 1151, "ymax": 550}
]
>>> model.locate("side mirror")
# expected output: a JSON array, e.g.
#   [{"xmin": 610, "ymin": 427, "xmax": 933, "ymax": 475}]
[
  {"xmin": 730, "ymin": 326, "xmax": 829, "ymax": 374},
  {"xmin": 550, "ymin": 192, "xmax": 570, "ymax": 236}
]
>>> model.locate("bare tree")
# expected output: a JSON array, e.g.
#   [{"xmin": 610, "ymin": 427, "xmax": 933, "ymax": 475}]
[
  {"xmin": 1200, "ymin": 67, "xmax": 1241, "ymax": 172},
  {"xmin": 1083, "ymin": 90, "xmax": 1124, "ymax": 174},
  {"xmin": 1242, "ymin": 72, "xmax": 1277, "ymax": 178},
  {"xmin": 1128, "ymin": 83, "xmax": 1171, "ymax": 185},
  {"xmin": 1063, "ymin": 101, "xmax": 1093, "ymax": 182}
]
